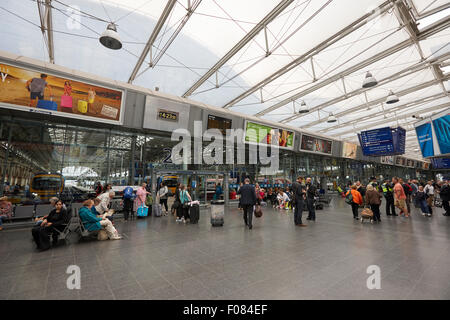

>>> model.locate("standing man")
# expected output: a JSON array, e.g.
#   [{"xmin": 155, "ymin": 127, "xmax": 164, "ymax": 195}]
[
  {"xmin": 26, "ymin": 73, "xmax": 53, "ymax": 107},
  {"xmin": 382, "ymin": 179, "xmax": 396, "ymax": 216},
  {"xmin": 122, "ymin": 185, "xmax": 134, "ymax": 221},
  {"xmin": 438, "ymin": 180, "xmax": 450, "ymax": 216},
  {"xmin": 402, "ymin": 179, "xmax": 413, "ymax": 215},
  {"xmin": 305, "ymin": 177, "xmax": 317, "ymax": 222},
  {"xmin": 291, "ymin": 176, "xmax": 307, "ymax": 227},
  {"xmin": 237, "ymin": 178, "xmax": 256, "ymax": 230},
  {"xmin": 424, "ymin": 181, "xmax": 435, "ymax": 216},
  {"xmin": 393, "ymin": 177, "xmax": 409, "ymax": 217}
]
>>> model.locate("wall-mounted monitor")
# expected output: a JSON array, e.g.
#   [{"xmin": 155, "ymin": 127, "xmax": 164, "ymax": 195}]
[
  {"xmin": 207, "ymin": 114, "xmax": 232, "ymax": 135},
  {"xmin": 300, "ymin": 134, "xmax": 332, "ymax": 155}
]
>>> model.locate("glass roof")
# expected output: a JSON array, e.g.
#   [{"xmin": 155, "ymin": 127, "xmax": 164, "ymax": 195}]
[{"xmin": 0, "ymin": 0, "xmax": 449, "ymax": 160}]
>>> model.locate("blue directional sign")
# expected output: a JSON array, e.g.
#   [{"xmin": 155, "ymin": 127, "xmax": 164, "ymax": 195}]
[
  {"xmin": 431, "ymin": 158, "xmax": 450, "ymax": 169},
  {"xmin": 358, "ymin": 127, "xmax": 395, "ymax": 156}
]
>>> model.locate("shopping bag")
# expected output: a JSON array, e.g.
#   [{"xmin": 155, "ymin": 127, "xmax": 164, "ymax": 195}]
[
  {"xmin": 137, "ymin": 205, "xmax": 148, "ymax": 217},
  {"xmin": 61, "ymin": 95, "xmax": 73, "ymax": 108},
  {"xmin": 254, "ymin": 204, "xmax": 263, "ymax": 218},
  {"xmin": 78, "ymin": 100, "xmax": 88, "ymax": 113}
]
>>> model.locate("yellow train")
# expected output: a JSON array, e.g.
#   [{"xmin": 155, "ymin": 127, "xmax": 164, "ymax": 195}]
[{"xmin": 30, "ymin": 173, "xmax": 65, "ymax": 201}]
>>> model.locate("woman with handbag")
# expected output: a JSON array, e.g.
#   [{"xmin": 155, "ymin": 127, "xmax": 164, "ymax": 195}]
[
  {"xmin": 364, "ymin": 185, "xmax": 382, "ymax": 222},
  {"xmin": 177, "ymin": 184, "xmax": 192, "ymax": 224}
]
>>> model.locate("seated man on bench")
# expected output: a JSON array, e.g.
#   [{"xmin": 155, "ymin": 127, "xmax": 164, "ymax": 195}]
[
  {"xmin": 31, "ymin": 199, "xmax": 68, "ymax": 251},
  {"xmin": 79, "ymin": 199, "xmax": 121, "ymax": 240}
]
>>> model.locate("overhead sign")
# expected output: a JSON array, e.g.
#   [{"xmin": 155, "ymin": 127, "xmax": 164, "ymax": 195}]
[
  {"xmin": 358, "ymin": 127, "xmax": 394, "ymax": 156},
  {"xmin": 0, "ymin": 62, "xmax": 124, "ymax": 124},
  {"xmin": 415, "ymin": 121, "xmax": 434, "ymax": 157},
  {"xmin": 300, "ymin": 134, "xmax": 332, "ymax": 154},
  {"xmin": 431, "ymin": 158, "xmax": 450, "ymax": 169},
  {"xmin": 380, "ymin": 156, "xmax": 394, "ymax": 165},
  {"xmin": 432, "ymin": 112, "xmax": 450, "ymax": 155},
  {"xmin": 244, "ymin": 121, "xmax": 294, "ymax": 149},
  {"xmin": 358, "ymin": 126, "xmax": 406, "ymax": 156}
]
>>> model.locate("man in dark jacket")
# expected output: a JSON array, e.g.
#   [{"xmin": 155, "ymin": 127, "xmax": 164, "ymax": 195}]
[
  {"xmin": 305, "ymin": 177, "xmax": 317, "ymax": 221},
  {"xmin": 381, "ymin": 179, "xmax": 396, "ymax": 216},
  {"xmin": 438, "ymin": 181, "xmax": 450, "ymax": 216},
  {"xmin": 291, "ymin": 176, "xmax": 307, "ymax": 227},
  {"xmin": 237, "ymin": 178, "xmax": 257, "ymax": 229}
]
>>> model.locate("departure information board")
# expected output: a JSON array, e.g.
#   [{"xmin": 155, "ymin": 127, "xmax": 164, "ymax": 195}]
[
  {"xmin": 358, "ymin": 126, "xmax": 406, "ymax": 156},
  {"xmin": 358, "ymin": 127, "xmax": 394, "ymax": 156}
]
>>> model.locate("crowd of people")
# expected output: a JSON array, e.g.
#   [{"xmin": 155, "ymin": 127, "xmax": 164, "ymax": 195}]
[
  {"xmin": 342, "ymin": 177, "xmax": 449, "ymax": 221},
  {"xmin": 1, "ymin": 176, "xmax": 448, "ymax": 251}
]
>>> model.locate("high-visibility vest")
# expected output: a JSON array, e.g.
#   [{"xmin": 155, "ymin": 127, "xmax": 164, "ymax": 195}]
[{"xmin": 382, "ymin": 183, "xmax": 392, "ymax": 194}]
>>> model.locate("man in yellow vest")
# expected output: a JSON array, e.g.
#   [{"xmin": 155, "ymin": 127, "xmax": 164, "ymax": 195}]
[{"xmin": 381, "ymin": 179, "xmax": 396, "ymax": 216}]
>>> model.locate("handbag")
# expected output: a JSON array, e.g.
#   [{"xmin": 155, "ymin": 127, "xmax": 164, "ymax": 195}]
[
  {"xmin": 137, "ymin": 205, "xmax": 148, "ymax": 217},
  {"xmin": 254, "ymin": 204, "xmax": 263, "ymax": 218},
  {"xmin": 61, "ymin": 95, "xmax": 73, "ymax": 108}
]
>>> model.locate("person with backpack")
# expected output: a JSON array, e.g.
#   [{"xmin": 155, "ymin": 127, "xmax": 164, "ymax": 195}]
[
  {"xmin": 177, "ymin": 184, "xmax": 192, "ymax": 224},
  {"xmin": 346, "ymin": 185, "xmax": 363, "ymax": 220},
  {"xmin": 122, "ymin": 185, "xmax": 134, "ymax": 221},
  {"xmin": 305, "ymin": 177, "xmax": 317, "ymax": 221},
  {"xmin": 291, "ymin": 176, "xmax": 307, "ymax": 227}
]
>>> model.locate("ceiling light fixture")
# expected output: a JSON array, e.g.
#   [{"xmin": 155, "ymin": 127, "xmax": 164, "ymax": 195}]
[
  {"xmin": 386, "ymin": 90, "xmax": 399, "ymax": 104},
  {"xmin": 298, "ymin": 100, "xmax": 308, "ymax": 113},
  {"xmin": 100, "ymin": 23, "xmax": 122, "ymax": 50},
  {"xmin": 362, "ymin": 71, "xmax": 378, "ymax": 88},
  {"xmin": 327, "ymin": 113, "xmax": 337, "ymax": 123}
]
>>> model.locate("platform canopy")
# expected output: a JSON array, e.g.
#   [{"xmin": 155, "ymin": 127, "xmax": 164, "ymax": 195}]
[{"xmin": 0, "ymin": 0, "xmax": 449, "ymax": 159}]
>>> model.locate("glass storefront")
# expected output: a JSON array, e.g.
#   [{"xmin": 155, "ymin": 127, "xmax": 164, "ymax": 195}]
[{"xmin": 0, "ymin": 115, "xmax": 433, "ymax": 209}]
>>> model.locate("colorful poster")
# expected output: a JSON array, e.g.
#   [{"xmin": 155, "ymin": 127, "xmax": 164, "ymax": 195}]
[
  {"xmin": 244, "ymin": 121, "xmax": 294, "ymax": 149},
  {"xmin": 342, "ymin": 142, "xmax": 357, "ymax": 159},
  {"xmin": 432, "ymin": 113, "xmax": 450, "ymax": 155},
  {"xmin": 0, "ymin": 62, "xmax": 123, "ymax": 123},
  {"xmin": 300, "ymin": 134, "xmax": 332, "ymax": 154},
  {"xmin": 415, "ymin": 122, "xmax": 434, "ymax": 157}
]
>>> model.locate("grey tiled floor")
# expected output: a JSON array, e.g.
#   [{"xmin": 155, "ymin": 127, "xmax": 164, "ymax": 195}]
[{"xmin": 1, "ymin": 196, "xmax": 450, "ymax": 300}]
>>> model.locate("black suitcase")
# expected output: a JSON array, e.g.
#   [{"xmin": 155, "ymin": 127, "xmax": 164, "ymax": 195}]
[
  {"xmin": 189, "ymin": 204, "xmax": 200, "ymax": 224},
  {"xmin": 211, "ymin": 217, "xmax": 224, "ymax": 227}
]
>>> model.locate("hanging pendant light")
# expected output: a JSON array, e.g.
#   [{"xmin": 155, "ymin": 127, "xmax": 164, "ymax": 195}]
[
  {"xmin": 99, "ymin": 23, "xmax": 122, "ymax": 50},
  {"xmin": 298, "ymin": 100, "xmax": 308, "ymax": 113},
  {"xmin": 327, "ymin": 113, "xmax": 337, "ymax": 123},
  {"xmin": 386, "ymin": 90, "xmax": 399, "ymax": 104},
  {"xmin": 362, "ymin": 71, "xmax": 378, "ymax": 88}
]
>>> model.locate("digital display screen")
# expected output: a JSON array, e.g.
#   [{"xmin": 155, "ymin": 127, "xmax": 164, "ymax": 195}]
[
  {"xmin": 157, "ymin": 109, "xmax": 179, "ymax": 122},
  {"xmin": 207, "ymin": 114, "xmax": 232, "ymax": 135},
  {"xmin": 300, "ymin": 135, "xmax": 332, "ymax": 154}
]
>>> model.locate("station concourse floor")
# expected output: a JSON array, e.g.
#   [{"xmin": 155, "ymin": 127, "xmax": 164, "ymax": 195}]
[{"xmin": 1, "ymin": 196, "xmax": 450, "ymax": 300}]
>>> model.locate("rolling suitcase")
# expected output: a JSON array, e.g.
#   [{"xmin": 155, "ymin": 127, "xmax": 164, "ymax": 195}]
[
  {"xmin": 37, "ymin": 99, "xmax": 57, "ymax": 111},
  {"xmin": 153, "ymin": 203, "xmax": 162, "ymax": 217},
  {"xmin": 211, "ymin": 200, "xmax": 224, "ymax": 227},
  {"xmin": 189, "ymin": 204, "xmax": 200, "ymax": 224}
]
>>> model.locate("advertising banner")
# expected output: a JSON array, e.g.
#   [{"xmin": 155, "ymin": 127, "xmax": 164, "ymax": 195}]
[
  {"xmin": 0, "ymin": 62, "xmax": 123, "ymax": 124},
  {"xmin": 415, "ymin": 122, "xmax": 434, "ymax": 157},
  {"xmin": 342, "ymin": 142, "xmax": 357, "ymax": 159},
  {"xmin": 244, "ymin": 121, "xmax": 294, "ymax": 149},
  {"xmin": 300, "ymin": 134, "xmax": 332, "ymax": 154},
  {"xmin": 432, "ymin": 113, "xmax": 450, "ymax": 155}
]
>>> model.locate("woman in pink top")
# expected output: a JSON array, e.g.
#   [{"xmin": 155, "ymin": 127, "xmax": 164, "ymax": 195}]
[
  {"xmin": 136, "ymin": 183, "xmax": 149, "ymax": 207},
  {"xmin": 393, "ymin": 177, "xmax": 409, "ymax": 217}
]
